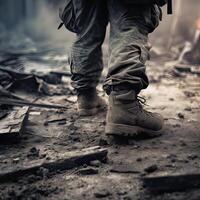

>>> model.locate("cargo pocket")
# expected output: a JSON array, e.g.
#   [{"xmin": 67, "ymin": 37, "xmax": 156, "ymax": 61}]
[
  {"xmin": 143, "ymin": 4, "xmax": 162, "ymax": 33},
  {"xmin": 59, "ymin": 0, "xmax": 78, "ymax": 33}
]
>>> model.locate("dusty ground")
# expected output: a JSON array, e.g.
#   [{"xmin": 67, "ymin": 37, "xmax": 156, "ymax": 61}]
[{"xmin": 0, "ymin": 54, "xmax": 200, "ymax": 200}]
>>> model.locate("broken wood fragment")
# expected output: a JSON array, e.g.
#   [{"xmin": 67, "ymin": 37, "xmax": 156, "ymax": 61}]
[
  {"xmin": 0, "ymin": 146, "xmax": 108, "ymax": 183},
  {"xmin": 0, "ymin": 106, "xmax": 29, "ymax": 139},
  {"xmin": 0, "ymin": 98, "xmax": 67, "ymax": 109},
  {"xmin": 142, "ymin": 172, "xmax": 200, "ymax": 193}
]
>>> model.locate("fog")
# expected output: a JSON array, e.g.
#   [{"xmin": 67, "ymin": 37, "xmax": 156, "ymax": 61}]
[
  {"xmin": 0, "ymin": 0, "xmax": 73, "ymax": 53},
  {"xmin": 0, "ymin": 0, "xmax": 199, "ymax": 52}
]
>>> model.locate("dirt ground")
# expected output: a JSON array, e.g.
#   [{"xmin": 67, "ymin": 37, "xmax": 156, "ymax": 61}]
[{"xmin": 0, "ymin": 54, "xmax": 200, "ymax": 200}]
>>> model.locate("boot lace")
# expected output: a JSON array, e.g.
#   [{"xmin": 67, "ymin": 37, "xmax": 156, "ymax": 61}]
[
  {"xmin": 136, "ymin": 96, "xmax": 148, "ymax": 107},
  {"xmin": 135, "ymin": 96, "xmax": 154, "ymax": 117}
]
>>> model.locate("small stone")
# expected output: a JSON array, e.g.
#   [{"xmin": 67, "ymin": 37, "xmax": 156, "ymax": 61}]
[
  {"xmin": 171, "ymin": 158, "xmax": 177, "ymax": 163},
  {"xmin": 94, "ymin": 189, "xmax": 110, "ymax": 198},
  {"xmin": 180, "ymin": 141, "xmax": 187, "ymax": 147},
  {"xmin": 39, "ymin": 153, "xmax": 47, "ymax": 159},
  {"xmin": 90, "ymin": 160, "xmax": 101, "ymax": 167},
  {"xmin": 117, "ymin": 190, "xmax": 127, "ymax": 196},
  {"xmin": 183, "ymin": 91, "xmax": 195, "ymax": 98},
  {"xmin": 173, "ymin": 124, "xmax": 181, "ymax": 128},
  {"xmin": 36, "ymin": 167, "xmax": 49, "ymax": 179},
  {"xmin": 99, "ymin": 138, "xmax": 108, "ymax": 146},
  {"xmin": 2, "ymin": 160, "xmax": 8, "ymax": 164},
  {"xmin": 184, "ymin": 107, "xmax": 192, "ymax": 112},
  {"xmin": 77, "ymin": 167, "xmax": 98, "ymax": 175},
  {"xmin": 188, "ymin": 154, "xmax": 198, "ymax": 160},
  {"xmin": 13, "ymin": 158, "xmax": 20, "ymax": 163},
  {"xmin": 144, "ymin": 164, "xmax": 158, "ymax": 173},
  {"xmin": 136, "ymin": 158, "xmax": 142, "ymax": 162},
  {"xmin": 46, "ymin": 157, "xmax": 51, "ymax": 161},
  {"xmin": 178, "ymin": 113, "xmax": 184, "ymax": 119},
  {"xmin": 28, "ymin": 147, "xmax": 40, "ymax": 158}
]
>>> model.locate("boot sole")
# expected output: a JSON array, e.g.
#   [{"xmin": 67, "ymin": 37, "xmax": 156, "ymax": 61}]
[
  {"xmin": 105, "ymin": 123, "xmax": 162, "ymax": 137},
  {"xmin": 79, "ymin": 106, "xmax": 107, "ymax": 116}
]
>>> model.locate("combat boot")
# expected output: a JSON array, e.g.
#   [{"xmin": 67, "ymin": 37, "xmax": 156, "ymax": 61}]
[
  {"xmin": 105, "ymin": 90, "xmax": 164, "ymax": 137},
  {"xmin": 77, "ymin": 88, "xmax": 107, "ymax": 116}
]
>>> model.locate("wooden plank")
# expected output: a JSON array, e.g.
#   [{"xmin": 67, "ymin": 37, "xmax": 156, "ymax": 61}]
[
  {"xmin": 142, "ymin": 172, "xmax": 200, "ymax": 193},
  {"xmin": 0, "ymin": 98, "xmax": 67, "ymax": 109},
  {"xmin": 0, "ymin": 146, "xmax": 108, "ymax": 183},
  {"xmin": 0, "ymin": 106, "xmax": 29, "ymax": 138}
]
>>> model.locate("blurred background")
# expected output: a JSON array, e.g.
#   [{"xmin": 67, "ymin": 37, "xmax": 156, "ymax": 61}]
[{"xmin": 0, "ymin": 0, "xmax": 199, "ymax": 60}]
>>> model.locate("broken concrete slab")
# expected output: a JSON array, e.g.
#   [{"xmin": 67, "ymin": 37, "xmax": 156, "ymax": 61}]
[
  {"xmin": 0, "ymin": 146, "xmax": 108, "ymax": 183},
  {"xmin": 0, "ymin": 106, "xmax": 29, "ymax": 139},
  {"xmin": 142, "ymin": 172, "xmax": 200, "ymax": 193}
]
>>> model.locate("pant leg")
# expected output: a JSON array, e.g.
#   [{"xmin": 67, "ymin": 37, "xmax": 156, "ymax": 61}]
[
  {"xmin": 104, "ymin": 0, "xmax": 161, "ymax": 94},
  {"xmin": 70, "ymin": 0, "xmax": 108, "ymax": 91}
]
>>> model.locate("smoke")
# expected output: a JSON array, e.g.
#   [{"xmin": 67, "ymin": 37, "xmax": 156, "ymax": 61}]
[
  {"xmin": 26, "ymin": 1, "xmax": 74, "ymax": 45},
  {"xmin": 0, "ymin": 0, "xmax": 199, "ymax": 52},
  {"xmin": 151, "ymin": 0, "xmax": 200, "ymax": 47},
  {"xmin": 0, "ymin": 0, "xmax": 74, "ymax": 52}
]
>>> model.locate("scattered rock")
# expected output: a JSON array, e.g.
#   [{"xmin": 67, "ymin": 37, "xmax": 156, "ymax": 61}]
[
  {"xmin": 173, "ymin": 124, "xmax": 181, "ymax": 128},
  {"xmin": 117, "ymin": 190, "xmax": 127, "ymax": 196},
  {"xmin": 183, "ymin": 91, "xmax": 196, "ymax": 98},
  {"xmin": 180, "ymin": 140, "xmax": 187, "ymax": 147},
  {"xmin": 36, "ymin": 167, "xmax": 49, "ymax": 179},
  {"xmin": 185, "ymin": 107, "xmax": 192, "ymax": 111},
  {"xmin": 13, "ymin": 158, "xmax": 20, "ymax": 163},
  {"xmin": 144, "ymin": 165, "xmax": 158, "ymax": 174},
  {"xmin": 136, "ymin": 158, "xmax": 142, "ymax": 162},
  {"xmin": 99, "ymin": 137, "xmax": 109, "ymax": 146},
  {"xmin": 167, "ymin": 154, "xmax": 177, "ymax": 163},
  {"xmin": 177, "ymin": 113, "xmax": 185, "ymax": 119},
  {"xmin": 28, "ymin": 147, "xmax": 40, "ymax": 158},
  {"xmin": 94, "ymin": 189, "xmax": 110, "ymax": 198},
  {"xmin": 90, "ymin": 160, "xmax": 101, "ymax": 167},
  {"xmin": 77, "ymin": 167, "xmax": 99, "ymax": 175},
  {"xmin": 187, "ymin": 154, "xmax": 198, "ymax": 160},
  {"xmin": 39, "ymin": 153, "xmax": 47, "ymax": 159}
]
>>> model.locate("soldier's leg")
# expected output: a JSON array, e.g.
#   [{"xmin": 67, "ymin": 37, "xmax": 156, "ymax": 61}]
[
  {"xmin": 71, "ymin": 0, "xmax": 108, "ymax": 91},
  {"xmin": 105, "ymin": 1, "xmax": 164, "ymax": 136},
  {"xmin": 71, "ymin": 0, "xmax": 108, "ymax": 116},
  {"xmin": 104, "ymin": 1, "xmax": 161, "ymax": 93}
]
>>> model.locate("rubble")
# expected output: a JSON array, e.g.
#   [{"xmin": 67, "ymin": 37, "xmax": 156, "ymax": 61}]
[
  {"xmin": 94, "ymin": 189, "xmax": 111, "ymax": 198},
  {"xmin": 0, "ymin": 146, "xmax": 108, "ymax": 183},
  {"xmin": 142, "ymin": 172, "xmax": 200, "ymax": 193},
  {"xmin": 0, "ymin": 106, "xmax": 29, "ymax": 140},
  {"xmin": 144, "ymin": 164, "xmax": 158, "ymax": 174}
]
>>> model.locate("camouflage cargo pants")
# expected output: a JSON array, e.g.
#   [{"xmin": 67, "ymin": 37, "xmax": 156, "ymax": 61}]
[{"xmin": 70, "ymin": 0, "xmax": 162, "ymax": 94}]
